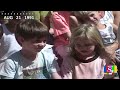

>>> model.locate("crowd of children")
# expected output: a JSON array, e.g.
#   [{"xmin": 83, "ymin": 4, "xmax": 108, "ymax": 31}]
[{"xmin": 0, "ymin": 11, "xmax": 120, "ymax": 79}]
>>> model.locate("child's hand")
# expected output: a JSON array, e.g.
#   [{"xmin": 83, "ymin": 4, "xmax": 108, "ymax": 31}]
[
  {"xmin": 105, "ymin": 42, "xmax": 118, "ymax": 60},
  {"xmin": 49, "ymin": 28, "xmax": 54, "ymax": 35}
]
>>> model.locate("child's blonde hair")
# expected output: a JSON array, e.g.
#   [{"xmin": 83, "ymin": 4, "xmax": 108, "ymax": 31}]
[{"xmin": 70, "ymin": 23, "xmax": 111, "ymax": 61}]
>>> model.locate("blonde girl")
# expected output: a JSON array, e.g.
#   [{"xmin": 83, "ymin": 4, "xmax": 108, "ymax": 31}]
[{"xmin": 61, "ymin": 23, "xmax": 113, "ymax": 79}]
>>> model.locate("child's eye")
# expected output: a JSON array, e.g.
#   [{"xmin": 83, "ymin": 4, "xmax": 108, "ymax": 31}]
[
  {"xmin": 36, "ymin": 39, "xmax": 47, "ymax": 43},
  {"xmin": 75, "ymin": 44, "xmax": 81, "ymax": 47},
  {"xmin": 85, "ymin": 44, "xmax": 93, "ymax": 46},
  {"xmin": 35, "ymin": 39, "xmax": 40, "ymax": 43},
  {"xmin": 89, "ymin": 14, "xmax": 94, "ymax": 17},
  {"xmin": 43, "ymin": 40, "xmax": 46, "ymax": 43}
]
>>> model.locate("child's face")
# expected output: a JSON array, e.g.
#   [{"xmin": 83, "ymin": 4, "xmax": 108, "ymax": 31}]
[
  {"xmin": 88, "ymin": 11, "xmax": 101, "ymax": 24},
  {"xmin": 21, "ymin": 37, "xmax": 47, "ymax": 54},
  {"xmin": 74, "ymin": 37, "xmax": 95, "ymax": 56}
]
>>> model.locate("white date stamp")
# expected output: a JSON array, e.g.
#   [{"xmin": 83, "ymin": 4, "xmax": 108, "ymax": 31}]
[{"xmin": 4, "ymin": 16, "xmax": 34, "ymax": 20}]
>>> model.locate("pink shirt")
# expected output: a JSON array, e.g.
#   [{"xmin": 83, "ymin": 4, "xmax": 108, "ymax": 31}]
[
  {"xmin": 51, "ymin": 11, "xmax": 70, "ymax": 46},
  {"xmin": 61, "ymin": 55, "xmax": 106, "ymax": 79}
]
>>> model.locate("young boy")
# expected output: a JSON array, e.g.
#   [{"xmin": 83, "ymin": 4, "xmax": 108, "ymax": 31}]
[{"xmin": 0, "ymin": 19, "xmax": 61, "ymax": 79}]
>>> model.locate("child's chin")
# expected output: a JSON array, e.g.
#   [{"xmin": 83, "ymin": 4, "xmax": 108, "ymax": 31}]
[{"xmin": 36, "ymin": 49, "xmax": 42, "ymax": 52}]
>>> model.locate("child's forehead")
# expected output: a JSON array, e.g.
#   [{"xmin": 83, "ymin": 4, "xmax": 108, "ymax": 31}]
[
  {"xmin": 32, "ymin": 37, "xmax": 46, "ymax": 40},
  {"xmin": 75, "ymin": 37, "xmax": 94, "ymax": 43},
  {"xmin": 88, "ymin": 11, "xmax": 98, "ymax": 14}
]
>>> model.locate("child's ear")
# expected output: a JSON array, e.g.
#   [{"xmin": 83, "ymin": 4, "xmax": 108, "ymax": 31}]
[{"xmin": 16, "ymin": 36, "xmax": 25, "ymax": 46}]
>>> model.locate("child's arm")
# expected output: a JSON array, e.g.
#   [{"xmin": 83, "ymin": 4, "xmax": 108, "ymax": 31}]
[
  {"xmin": 64, "ymin": 31, "xmax": 71, "ymax": 40},
  {"xmin": 0, "ymin": 75, "xmax": 13, "ymax": 79},
  {"xmin": 105, "ymin": 23, "xmax": 119, "ymax": 59},
  {"xmin": 51, "ymin": 72, "xmax": 62, "ymax": 79},
  {"xmin": 60, "ymin": 56, "xmax": 73, "ymax": 79},
  {"xmin": 46, "ymin": 51, "xmax": 62, "ymax": 79},
  {"xmin": 69, "ymin": 15, "xmax": 79, "ymax": 31},
  {"xmin": 105, "ymin": 23, "xmax": 118, "ymax": 60},
  {"xmin": 43, "ymin": 11, "xmax": 51, "ymax": 29},
  {"xmin": 49, "ymin": 58, "xmax": 62, "ymax": 79},
  {"xmin": 48, "ymin": 59, "xmax": 62, "ymax": 79},
  {"xmin": 117, "ymin": 22, "xmax": 120, "ymax": 47},
  {"xmin": 0, "ymin": 59, "xmax": 17, "ymax": 79},
  {"xmin": 51, "ymin": 11, "xmax": 71, "ymax": 40},
  {"xmin": 44, "ymin": 11, "xmax": 54, "ymax": 36},
  {"xmin": 105, "ymin": 41, "xmax": 118, "ymax": 61}
]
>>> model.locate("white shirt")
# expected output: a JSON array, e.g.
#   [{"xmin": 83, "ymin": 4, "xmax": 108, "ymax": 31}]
[
  {"xmin": 99, "ymin": 23, "xmax": 116, "ymax": 45},
  {"xmin": 100, "ymin": 11, "xmax": 114, "ymax": 24},
  {"xmin": 0, "ymin": 24, "xmax": 22, "ymax": 61}
]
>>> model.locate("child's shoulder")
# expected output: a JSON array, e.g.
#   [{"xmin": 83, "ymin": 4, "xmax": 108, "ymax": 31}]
[
  {"xmin": 6, "ymin": 51, "xmax": 21, "ymax": 63},
  {"xmin": 41, "ymin": 44, "xmax": 53, "ymax": 52},
  {"xmin": 40, "ymin": 44, "xmax": 55, "ymax": 56},
  {"xmin": 99, "ymin": 53, "xmax": 112, "ymax": 65},
  {"xmin": 0, "ymin": 51, "xmax": 21, "ymax": 68}
]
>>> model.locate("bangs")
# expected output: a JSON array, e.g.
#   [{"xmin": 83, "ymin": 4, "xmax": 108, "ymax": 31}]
[
  {"xmin": 34, "ymin": 28, "xmax": 49, "ymax": 39},
  {"xmin": 15, "ymin": 19, "xmax": 48, "ymax": 40}
]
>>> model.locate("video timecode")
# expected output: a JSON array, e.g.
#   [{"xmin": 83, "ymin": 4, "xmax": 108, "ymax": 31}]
[{"xmin": 4, "ymin": 16, "xmax": 34, "ymax": 19}]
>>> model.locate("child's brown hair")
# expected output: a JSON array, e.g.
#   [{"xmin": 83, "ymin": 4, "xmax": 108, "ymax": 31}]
[{"xmin": 15, "ymin": 19, "xmax": 48, "ymax": 44}]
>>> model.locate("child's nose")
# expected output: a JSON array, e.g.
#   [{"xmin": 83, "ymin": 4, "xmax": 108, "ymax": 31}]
[{"xmin": 40, "ymin": 42, "xmax": 45, "ymax": 46}]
